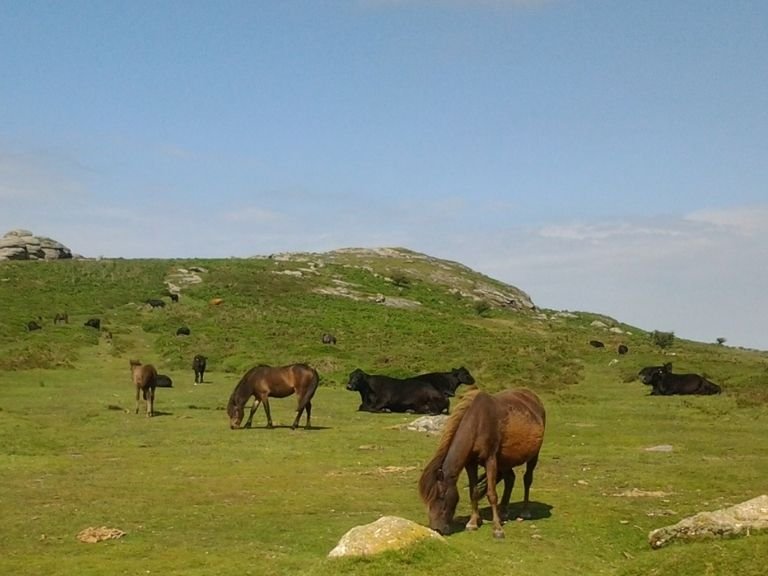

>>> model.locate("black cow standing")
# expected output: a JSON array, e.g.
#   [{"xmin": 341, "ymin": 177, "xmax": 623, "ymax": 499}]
[
  {"xmin": 192, "ymin": 355, "xmax": 207, "ymax": 384},
  {"xmin": 169, "ymin": 293, "xmax": 179, "ymax": 303},
  {"xmin": 321, "ymin": 333, "xmax": 337, "ymax": 345},
  {"xmin": 640, "ymin": 363, "xmax": 721, "ymax": 396},
  {"xmin": 346, "ymin": 368, "xmax": 449, "ymax": 415},
  {"xmin": 617, "ymin": 344, "xmax": 629, "ymax": 355},
  {"xmin": 413, "ymin": 366, "xmax": 475, "ymax": 397}
]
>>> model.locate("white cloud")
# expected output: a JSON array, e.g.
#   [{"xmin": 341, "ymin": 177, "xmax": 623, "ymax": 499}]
[{"xmin": 685, "ymin": 206, "xmax": 768, "ymax": 236}]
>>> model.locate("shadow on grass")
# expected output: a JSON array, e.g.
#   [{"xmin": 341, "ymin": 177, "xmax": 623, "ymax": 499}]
[
  {"xmin": 453, "ymin": 500, "xmax": 553, "ymax": 533},
  {"xmin": 235, "ymin": 425, "xmax": 332, "ymax": 431}
]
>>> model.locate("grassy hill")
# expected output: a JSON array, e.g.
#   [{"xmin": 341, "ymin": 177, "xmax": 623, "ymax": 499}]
[{"xmin": 1, "ymin": 250, "xmax": 767, "ymax": 575}]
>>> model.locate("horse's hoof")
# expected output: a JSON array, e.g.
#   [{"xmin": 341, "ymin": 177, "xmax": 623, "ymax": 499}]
[
  {"xmin": 493, "ymin": 529, "xmax": 505, "ymax": 539},
  {"xmin": 465, "ymin": 524, "xmax": 479, "ymax": 531}
]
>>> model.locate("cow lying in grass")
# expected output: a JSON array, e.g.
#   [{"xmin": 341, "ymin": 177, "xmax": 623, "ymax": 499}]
[
  {"xmin": 346, "ymin": 368, "xmax": 449, "ymax": 415},
  {"xmin": 639, "ymin": 363, "xmax": 722, "ymax": 396}
]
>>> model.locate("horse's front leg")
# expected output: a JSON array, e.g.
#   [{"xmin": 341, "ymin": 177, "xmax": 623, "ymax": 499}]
[
  {"xmin": 135, "ymin": 386, "xmax": 140, "ymax": 414},
  {"xmin": 484, "ymin": 457, "xmax": 504, "ymax": 539},
  {"xmin": 465, "ymin": 464, "xmax": 482, "ymax": 531},
  {"xmin": 244, "ymin": 399, "xmax": 261, "ymax": 428},
  {"xmin": 147, "ymin": 388, "xmax": 155, "ymax": 417}
]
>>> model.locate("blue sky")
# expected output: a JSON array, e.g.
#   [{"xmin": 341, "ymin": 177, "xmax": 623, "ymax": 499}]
[{"xmin": 1, "ymin": 1, "xmax": 766, "ymax": 350}]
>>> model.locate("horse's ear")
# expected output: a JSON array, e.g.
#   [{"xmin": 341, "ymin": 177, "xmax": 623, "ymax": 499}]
[{"xmin": 437, "ymin": 468, "xmax": 444, "ymax": 482}]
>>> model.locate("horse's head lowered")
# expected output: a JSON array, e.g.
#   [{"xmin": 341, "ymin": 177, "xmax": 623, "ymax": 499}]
[
  {"xmin": 423, "ymin": 467, "xmax": 460, "ymax": 535},
  {"xmin": 227, "ymin": 397, "xmax": 243, "ymax": 429}
]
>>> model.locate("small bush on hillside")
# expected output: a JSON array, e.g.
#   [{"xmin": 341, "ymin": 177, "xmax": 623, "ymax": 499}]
[
  {"xmin": 651, "ymin": 330, "xmax": 675, "ymax": 349},
  {"xmin": 389, "ymin": 271, "xmax": 411, "ymax": 288},
  {"xmin": 474, "ymin": 300, "xmax": 492, "ymax": 317}
]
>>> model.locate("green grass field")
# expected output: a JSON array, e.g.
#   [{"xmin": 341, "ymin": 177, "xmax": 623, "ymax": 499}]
[{"xmin": 1, "ymin": 255, "xmax": 767, "ymax": 575}]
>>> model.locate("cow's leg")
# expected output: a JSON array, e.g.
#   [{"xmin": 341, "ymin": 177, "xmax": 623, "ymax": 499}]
[
  {"xmin": 465, "ymin": 464, "xmax": 482, "ymax": 531},
  {"xmin": 244, "ymin": 398, "xmax": 261, "ymax": 428},
  {"xmin": 518, "ymin": 454, "xmax": 539, "ymax": 520}
]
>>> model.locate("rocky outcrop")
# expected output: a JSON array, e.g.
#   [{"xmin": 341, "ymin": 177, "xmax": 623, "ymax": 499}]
[
  {"xmin": 649, "ymin": 494, "xmax": 768, "ymax": 549},
  {"xmin": 0, "ymin": 230, "xmax": 73, "ymax": 261},
  {"xmin": 328, "ymin": 516, "xmax": 444, "ymax": 558}
]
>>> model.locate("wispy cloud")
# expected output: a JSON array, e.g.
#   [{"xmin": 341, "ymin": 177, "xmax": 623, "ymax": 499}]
[
  {"xmin": 685, "ymin": 206, "xmax": 768, "ymax": 237},
  {"xmin": 0, "ymin": 147, "xmax": 88, "ymax": 201}
]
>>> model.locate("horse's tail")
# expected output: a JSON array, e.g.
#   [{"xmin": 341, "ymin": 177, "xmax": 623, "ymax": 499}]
[{"xmin": 418, "ymin": 389, "xmax": 482, "ymax": 505}]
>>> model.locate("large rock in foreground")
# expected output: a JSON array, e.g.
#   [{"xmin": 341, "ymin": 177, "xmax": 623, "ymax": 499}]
[
  {"xmin": 328, "ymin": 516, "xmax": 444, "ymax": 558},
  {"xmin": 649, "ymin": 494, "xmax": 768, "ymax": 549},
  {"xmin": 0, "ymin": 229, "xmax": 73, "ymax": 261}
]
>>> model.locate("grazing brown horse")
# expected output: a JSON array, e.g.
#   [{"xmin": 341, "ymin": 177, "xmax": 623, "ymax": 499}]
[
  {"xmin": 418, "ymin": 388, "xmax": 546, "ymax": 539},
  {"xmin": 129, "ymin": 359, "xmax": 158, "ymax": 417},
  {"xmin": 227, "ymin": 363, "xmax": 320, "ymax": 430}
]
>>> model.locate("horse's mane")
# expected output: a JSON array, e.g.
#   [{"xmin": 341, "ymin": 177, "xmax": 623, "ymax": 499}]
[
  {"xmin": 418, "ymin": 389, "xmax": 482, "ymax": 505},
  {"xmin": 226, "ymin": 365, "xmax": 264, "ymax": 415}
]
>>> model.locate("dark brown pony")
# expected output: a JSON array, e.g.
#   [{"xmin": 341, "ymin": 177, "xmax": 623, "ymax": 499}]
[
  {"xmin": 227, "ymin": 363, "xmax": 320, "ymax": 430},
  {"xmin": 418, "ymin": 388, "xmax": 546, "ymax": 538},
  {"xmin": 129, "ymin": 359, "xmax": 158, "ymax": 417}
]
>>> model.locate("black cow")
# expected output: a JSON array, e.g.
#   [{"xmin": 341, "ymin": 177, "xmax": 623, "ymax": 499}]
[
  {"xmin": 176, "ymin": 326, "xmax": 191, "ymax": 336},
  {"xmin": 169, "ymin": 293, "xmax": 179, "ymax": 303},
  {"xmin": 321, "ymin": 333, "xmax": 337, "ymax": 345},
  {"xmin": 641, "ymin": 363, "xmax": 722, "ymax": 396},
  {"xmin": 589, "ymin": 340, "xmax": 605, "ymax": 348},
  {"xmin": 413, "ymin": 366, "xmax": 475, "ymax": 397},
  {"xmin": 84, "ymin": 318, "xmax": 101, "ymax": 330},
  {"xmin": 146, "ymin": 299, "xmax": 165, "ymax": 309},
  {"xmin": 618, "ymin": 344, "xmax": 629, "ymax": 355},
  {"xmin": 346, "ymin": 368, "xmax": 449, "ymax": 415},
  {"xmin": 192, "ymin": 354, "xmax": 207, "ymax": 384},
  {"xmin": 27, "ymin": 320, "xmax": 42, "ymax": 331},
  {"xmin": 156, "ymin": 374, "xmax": 173, "ymax": 388}
]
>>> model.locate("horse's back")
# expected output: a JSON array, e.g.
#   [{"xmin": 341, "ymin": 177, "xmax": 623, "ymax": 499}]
[
  {"xmin": 494, "ymin": 388, "xmax": 546, "ymax": 468},
  {"xmin": 132, "ymin": 364, "xmax": 158, "ymax": 389},
  {"xmin": 248, "ymin": 363, "xmax": 318, "ymax": 398}
]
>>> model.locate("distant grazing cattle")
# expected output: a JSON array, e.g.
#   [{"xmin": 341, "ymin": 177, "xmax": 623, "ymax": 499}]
[
  {"xmin": 27, "ymin": 320, "xmax": 42, "ymax": 331},
  {"xmin": 192, "ymin": 354, "xmax": 207, "ymax": 384},
  {"xmin": 176, "ymin": 326, "xmax": 191, "ymax": 336},
  {"xmin": 617, "ymin": 344, "xmax": 629, "ymax": 355},
  {"xmin": 169, "ymin": 293, "xmax": 179, "ymax": 303},
  {"xmin": 321, "ymin": 333, "xmax": 337, "ymax": 345},
  {"xmin": 53, "ymin": 312, "xmax": 69, "ymax": 325},
  {"xmin": 641, "ymin": 363, "xmax": 721, "ymax": 396},
  {"xmin": 346, "ymin": 368, "xmax": 449, "ymax": 415},
  {"xmin": 84, "ymin": 318, "xmax": 101, "ymax": 330},
  {"xmin": 413, "ymin": 366, "xmax": 475, "ymax": 397},
  {"xmin": 156, "ymin": 374, "xmax": 173, "ymax": 388},
  {"xmin": 146, "ymin": 298, "xmax": 166, "ymax": 309},
  {"xmin": 589, "ymin": 340, "xmax": 605, "ymax": 348}
]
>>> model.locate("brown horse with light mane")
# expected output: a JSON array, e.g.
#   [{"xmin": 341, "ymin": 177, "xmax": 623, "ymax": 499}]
[
  {"xmin": 418, "ymin": 388, "xmax": 546, "ymax": 538},
  {"xmin": 227, "ymin": 363, "xmax": 320, "ymax": 430},
  {"xmin": 129, "ymin": 359, "xmax": 158, "ymax": 417}
]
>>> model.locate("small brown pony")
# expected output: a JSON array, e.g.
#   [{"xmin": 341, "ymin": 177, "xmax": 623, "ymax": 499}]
[
  {"xmin": 129, "ymin": 359, "xmax": 158, "ymax": 417},
  {"xmin": 418, "ymin": 388, "xmax": 546, "ymax": 538},
  {"xmin": 227, "ymin": 363, "xmax": 319, "ymax": 430}
]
